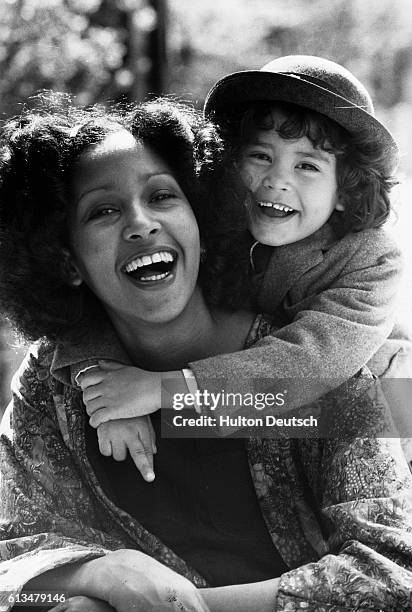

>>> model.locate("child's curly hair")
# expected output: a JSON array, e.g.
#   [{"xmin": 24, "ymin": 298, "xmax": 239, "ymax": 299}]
[
  {"xmin": 220, "ymin": 101, "xmax": 398, "ymax": 236},
  {"xmin": 0, "ymin": 92, "xmax": 245, "ymax": 343},
  {"xmin": 198, "ymin": 101, "xmax": 400, "ymax": 310}
]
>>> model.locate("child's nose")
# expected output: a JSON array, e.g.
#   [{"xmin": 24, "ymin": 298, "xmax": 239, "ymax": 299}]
[
  {"xmin": 262, "ymin": 164, "xmax": 290, "ymax": 191},
  {"xmin": 122, "ymin": 204, "xmax": 161, "ymax": 241}
]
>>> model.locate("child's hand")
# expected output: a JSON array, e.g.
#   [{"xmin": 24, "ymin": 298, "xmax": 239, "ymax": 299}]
[
  {"xmin": 97, "ymin": 416, "xmax": 157, "ymax": 482},
  {"xmin": 76, "ymin": 361, "xmax": 161, "ymax": 427}
]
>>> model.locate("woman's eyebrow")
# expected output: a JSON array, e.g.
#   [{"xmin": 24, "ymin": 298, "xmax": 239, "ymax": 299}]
[
  {"xmin": 76, "ymin": 185, "xmax": 112, "ymax": 205},
  {"xmin": 77, "ymin": 172, "xmax": 174, "ymax": 203}
]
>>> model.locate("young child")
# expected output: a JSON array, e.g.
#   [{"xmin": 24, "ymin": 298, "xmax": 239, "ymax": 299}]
[{"xmin": 78, "ymin": 55, "xmax": 412, "ymax": 480}]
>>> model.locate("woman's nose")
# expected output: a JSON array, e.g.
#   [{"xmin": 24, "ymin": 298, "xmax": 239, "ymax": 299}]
[{"xmin": 122, "ymin": 206, "xmax": 161, "ymax": 241}]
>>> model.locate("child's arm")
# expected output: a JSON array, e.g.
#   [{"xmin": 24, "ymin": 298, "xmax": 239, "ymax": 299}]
[
  {"xmin": 77, "ymin": 363, "xmax": 162, "ymax": 481},
  {"xmin": 188, "ymin": 228, "xmax": 407, "ymax": 407},
  {"xmin": 77, "ymin": 361, "xmax": 191, "ymax": 427},
  {"xmin": 80, "ymin": 231, "xmax": 407, "ymax": 425},
  {"xmin": 77, "ymin": 361, "xmax": 162, "ymax": 422}
]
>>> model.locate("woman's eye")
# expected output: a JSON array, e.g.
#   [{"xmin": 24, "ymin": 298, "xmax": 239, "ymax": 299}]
[
  {"xmin": 88, "ymin": 206, "xmax": 118, "ymax": 220},
  {"xmin": 151, "ymin": 191, "xmax": 176, "ymax": 204},
  {"xmin": 297, "ymin": 162, "xmax": 319, "ymax": 172}
]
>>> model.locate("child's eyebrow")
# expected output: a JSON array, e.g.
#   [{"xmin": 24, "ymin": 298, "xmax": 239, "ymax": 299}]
[
  {"xmin": 246, "ymin": 139, "xmax": 272, "ymax": 148},
  {"xmin": 246, "ymin": 139, "xmax": 333, "ymax": 163},
  {"xmin": 296, "ymin": 149, "xmax": 333, "ymax": 164}
]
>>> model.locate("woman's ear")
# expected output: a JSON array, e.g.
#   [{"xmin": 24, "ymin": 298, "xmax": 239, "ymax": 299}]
[
  {"xmin": 200, "ymin": 241, "xmax": 207, "ymax": 264},
  {"xmin": 61, "ymin": 249, "xmax": 83, "ymax": 286}
]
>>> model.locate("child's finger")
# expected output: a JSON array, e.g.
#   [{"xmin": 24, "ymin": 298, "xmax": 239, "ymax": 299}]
[
  {"xmin": 82, "ymin": 384, "xmax": 104, "ymax": 403},
  {"xmin": 138, "ymin": 418, "xmax": 157, "ymax": 457},
  {"xmin": 111, "ymin": 439, "xmax": 127, "ymax": 462},
  {"xmin": 148, "ymin": 417, "xmax": 157, "ymax": 454},
  {"xmin": 97, "ymin": 427, "xmax": 112, "ymax": 457},
  {"xmin": 85, "ymin": 397, "xmax": 108, "ymax": 418},
  {"xmin": 77, "ymin": 370, "xmax": 106, "ymax": 390},
  {"xmin": 89, "ymin": 406, "xmax": 117, "ymax": 427},
  {"xmin": 75, "ymin": 365, "xmax": 103, "ymax": 388},
  {"xmin": 129, "ymin": 445, "xmax": 155, "ymax": 482}
]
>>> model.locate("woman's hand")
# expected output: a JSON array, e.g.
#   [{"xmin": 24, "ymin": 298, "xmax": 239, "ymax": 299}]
[
  {"xmin": 83, "ymin": 549, "xmax": 210, "ymax": 612},
  {"xmin": 50, "ymin": 595, "xmax": 114, "ymax": 612}
]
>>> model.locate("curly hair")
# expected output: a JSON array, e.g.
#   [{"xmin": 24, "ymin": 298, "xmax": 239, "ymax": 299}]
[
  {"xmin": 197, "ymin": 101, "xmax": 400, "ymax": 310},
  {"xmin": 0, "ymin": 92, "xmax": 241, "ymax": 343},
  {"xmin": 214, "ymin": 101, "xmax": 397, "ymax": 236}
]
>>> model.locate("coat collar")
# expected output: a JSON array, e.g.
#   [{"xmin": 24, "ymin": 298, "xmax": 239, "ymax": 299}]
[
  {"xmin": 51, "ymin": 322, "xmax": 131, "ymax": 387},
  {"xmin": 257, "ymin": 223, "xmax": 338, "ymax": 310}
]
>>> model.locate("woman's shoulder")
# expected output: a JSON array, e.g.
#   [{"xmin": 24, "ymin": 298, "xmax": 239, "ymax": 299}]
[
  {"xmin": 1, "ymin": 340, "xmax": 62, "ymax": 441},
  {"xmin": 9, "ymin": 340, "xmax": 58, "ymax": 403}
]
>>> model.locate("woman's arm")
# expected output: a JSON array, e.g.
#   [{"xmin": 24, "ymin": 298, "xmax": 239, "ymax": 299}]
[
  {"xmin": 274, "ymin": 379, "xmax": 412, "ymax": 610},
  {"xmin": 25, "ymin": 550, "xmax": 209, "ymax": 612},
  {"xmin": 201, "ymin": 579, "xmax": 279, "ymax": 612},
  {"xmin": 0, "ymin": 351, "xmax": 118, "ymax": 608},
  {"xmin": 28, "ymin": 557, "xmax": 280, "ymax": 612},
  {"xmin": 203, "ymin": 379, "xmax": 412, "ymax": 611},
  {"xmin": 0, "ymin": 347, "xmax": 209, "ymax": 612}
]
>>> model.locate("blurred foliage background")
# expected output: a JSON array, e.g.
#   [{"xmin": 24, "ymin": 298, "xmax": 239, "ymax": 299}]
[{"xmin": 1, "ymin": 0, "xmax": 412, "ymax": 413}]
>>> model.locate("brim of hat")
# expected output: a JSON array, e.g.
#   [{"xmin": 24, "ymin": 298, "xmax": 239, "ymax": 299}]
[{"xmin": 204, "ymin": 71, "xmax": 398, "ymax": 166}]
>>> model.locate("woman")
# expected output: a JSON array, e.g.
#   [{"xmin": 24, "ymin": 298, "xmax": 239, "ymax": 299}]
[{"xmin": 0, "ymin": 94, "xmax": 412, "ymax": 612}]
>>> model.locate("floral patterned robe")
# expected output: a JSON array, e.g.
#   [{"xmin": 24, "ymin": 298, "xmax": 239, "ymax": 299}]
[{"xmin": 1, "ymin": 318, "xmax": 412, "ymax": 611}]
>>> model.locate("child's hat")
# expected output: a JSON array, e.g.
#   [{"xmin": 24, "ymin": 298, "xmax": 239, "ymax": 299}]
[{"xmin": 204, "ymin": 55, "xmax": 398, "ymax": 168}]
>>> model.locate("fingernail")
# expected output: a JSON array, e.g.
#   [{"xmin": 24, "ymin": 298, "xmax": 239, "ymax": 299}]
[{"xmin": 145, "ymin": 470, "xmax": 155, "ymax": 482}]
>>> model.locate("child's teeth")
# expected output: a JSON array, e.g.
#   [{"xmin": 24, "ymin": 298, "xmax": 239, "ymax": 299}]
[{"xmin": 258, "ymin": 202, "xmax": 295, "ymax": 212}]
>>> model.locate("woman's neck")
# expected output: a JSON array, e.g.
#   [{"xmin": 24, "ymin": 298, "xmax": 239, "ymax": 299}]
[{"xmin": 107, "ymin": 288, "xmax": 254, "ymax": 371}]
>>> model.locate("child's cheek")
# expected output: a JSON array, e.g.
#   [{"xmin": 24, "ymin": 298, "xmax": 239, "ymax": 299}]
[{"xmin": 238, "ymin": 165, "xmax": 256, "ymax": 191}]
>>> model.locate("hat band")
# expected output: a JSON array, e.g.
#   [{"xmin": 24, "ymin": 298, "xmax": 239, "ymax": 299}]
[{"xmin": 274, "ymin": 71, "xmax": 372, "ymax": 112}]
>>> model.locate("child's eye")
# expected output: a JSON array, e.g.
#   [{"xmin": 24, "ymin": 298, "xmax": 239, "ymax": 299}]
[
  {"xmin": 248, "ymin": 152, "xmax": 272, "ymax": 163},
  {"xmin": 296, "ymin": 162, "xmax": 319, "ymax": 172}
]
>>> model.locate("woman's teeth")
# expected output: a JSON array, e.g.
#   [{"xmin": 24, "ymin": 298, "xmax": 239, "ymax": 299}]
[
  {"xmin": 124, "ymin": 250, "xmax": 176, "ymax": 283},
  {"xmin": 140, "ymin": 271, "xmax": 169, "ymax": 282},
  {"xmin": 124, "ymin": 250, "xmax": 174, "ymax": 273}
]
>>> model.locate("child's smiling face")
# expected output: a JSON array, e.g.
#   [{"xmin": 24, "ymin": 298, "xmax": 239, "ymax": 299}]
[{"xmin": 238, "ymin": 108, "xmax": 342, "ymax": 246}]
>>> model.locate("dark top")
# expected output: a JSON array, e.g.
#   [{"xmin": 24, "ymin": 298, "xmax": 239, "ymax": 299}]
[{"xmin": 85, "ymin": 411, "xmax": 287, "ymax": 586}]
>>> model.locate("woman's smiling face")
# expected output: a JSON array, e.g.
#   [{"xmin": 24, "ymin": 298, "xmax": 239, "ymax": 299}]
[{"xmin": 68, "ymin": 129, "xmax": 200, "ymax": 327}]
